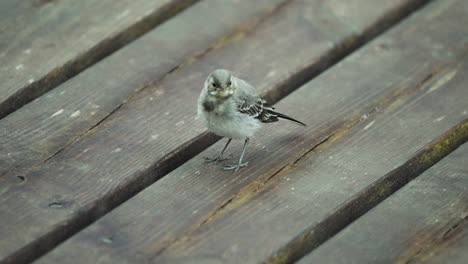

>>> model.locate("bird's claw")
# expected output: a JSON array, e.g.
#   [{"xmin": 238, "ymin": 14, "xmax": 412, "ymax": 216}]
[{"xmin": 223, "ymin": 162, "xmax": 248, "ymax": 172}]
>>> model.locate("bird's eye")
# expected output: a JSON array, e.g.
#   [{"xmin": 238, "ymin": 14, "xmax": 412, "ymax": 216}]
[
  {"xmin": 212, "ymin": 82, "xmax": 217, "ymax": 88},
  {"xmin": 227, "ymin": 80, "xmax": 232, "ymax": 86}
]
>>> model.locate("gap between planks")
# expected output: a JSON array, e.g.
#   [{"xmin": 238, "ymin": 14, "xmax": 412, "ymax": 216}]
[
  {"xmin": 2, "ymin": 0, "xmax": 430, "ymax": 184},
  {"xmin": 55, "ymin": 0, "xmax": 433, "ymax": 250},
  {"xmin": 0, "ymin": 0, "xmax": 294, "ymax": 180},
  {"xmin": 0, "ymin": 1, "xmax": 431, "ymax": 264},
  {"xmin": 146, "ymin": 59, "xmax": 468, "ymax": 261},
  {"xmin": 265, "ymin": 119, "xmax": 468, "ymax": 264},
  {"xmin": 0, "ymin": 0, "xmax": 199, "ymax": 120}
]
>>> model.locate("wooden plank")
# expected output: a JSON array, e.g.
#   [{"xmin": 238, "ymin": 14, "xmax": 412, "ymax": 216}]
[
  {"xmin": 0, "ymin": 0, "xmax": 290, "ymax": 262},
  {"xmin": 0, "ymin": 0, "xmax": 429, "ymax": 263},
  {"xmin": 0, "ymin": 0, "xmax": 287, "ymax": 181},
  {"xmin": 0, "ymin": 0, "xmax": 197, "ymax": 119},
  {"xmin": 298, "ymin": 143, "xmax": 468, "ymax": 264},
  {"xmin": 35, "ymin": 0, "xmax": 468, "ymax": 263}
]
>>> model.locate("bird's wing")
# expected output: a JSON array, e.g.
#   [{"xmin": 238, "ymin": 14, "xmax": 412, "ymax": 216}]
[
  {"xmin": 233, "ymin": 77, "xmax": 279, "ymax": 123},
  {"xmin": 233, "ymin": 77, "xmax": 306, "ymax": 126},
  {"xmin": 236, "ymin": 95, "xmax": 279, "ymax": 123}
]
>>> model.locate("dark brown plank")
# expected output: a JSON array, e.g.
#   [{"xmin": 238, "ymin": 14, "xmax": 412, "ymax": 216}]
[
  {"xmin": 0, "ymin": 1, "xmax": 429, "ymax": 263},
  {"xmin": 298, "ymin": 143, "xmax": 468, "ymax": 264},
  {"xmin": 0, "ymin": 0, "xmax": 290, "ymax": 262},
  {"xmin": 0, "ymin": 0, "xmax": 197, "ymax": 119},
  {"xmin": 36, "ymin": 0, "xmax": 468, "ymax": 263},
  {"xmin": 0, "ymin": 0, "xmax": 286, "ymax": 180}
]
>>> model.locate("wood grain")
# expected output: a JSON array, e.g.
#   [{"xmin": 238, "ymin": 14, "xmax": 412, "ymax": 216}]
[
  {"xmin": 0, "ymin": 0, "xmax": 287, "ymax": 179},
  {"xmin": 0, "ymin": 0, "xmax": 197, "ymax": 119},
  {"xmin": 0, "ymin": 1, "xmax": 429, "ymax": 263},
  {"xmin": 0, "ymin": 0, "xmax": 292, "ymax": 263},
  {"xmin": 35, "ymin": 0, "xmax": 468, "ymax": 263},
  {"xmin": 299, "ymin": 143, "xmax": 468, "ymax": 264}
]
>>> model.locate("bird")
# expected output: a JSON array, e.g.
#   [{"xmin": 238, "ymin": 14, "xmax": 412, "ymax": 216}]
[{"xmin": 197, "ymin": 69, "xmax": 305, "ymax": 172}]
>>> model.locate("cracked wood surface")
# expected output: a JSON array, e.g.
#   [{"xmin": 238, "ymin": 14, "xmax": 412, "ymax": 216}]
[
  {"xmin": 35, "ymin": 0, "xmax": 468, "ymax": 263},
  {"xmin": 299, "ymin": 142, "xmax": 468, "ymax": 264},
  {"xmin": 0, "ymin": 0, "xmax": 198, "ymax": 120},
  {"xmin": 0, "ymin": 0, "xmax": 430, "ymax": 263}
]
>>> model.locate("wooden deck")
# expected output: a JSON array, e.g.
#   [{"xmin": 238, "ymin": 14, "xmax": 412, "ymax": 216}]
[{"xmin": 0, "ymin": 0, "xmax": 466, "ymax": 263}]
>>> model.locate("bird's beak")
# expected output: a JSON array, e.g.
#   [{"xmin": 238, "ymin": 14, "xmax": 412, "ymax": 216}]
[
  {"xmin": 209, "ymin": 90, "xmax": 218, "ymax": 96},
  {"xmin": 209, "ymin": 88, "xmax": 233, "ymax": 98},
  {"xmin": 218, "ymin": 90, "xmax": 228, "ymax": 98}
]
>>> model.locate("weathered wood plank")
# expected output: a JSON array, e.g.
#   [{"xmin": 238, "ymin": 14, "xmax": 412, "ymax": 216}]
[
  {"xmin": 0, "ymin": 1, "xmax": 428, "ymax": 263},
  {"xmin": 35, "ymin": 0, "xmax": 468, "ymax": 263},
  {"xmin": 0, "ymin": 0, "xmax": 197, "ymax": 119},
  {"xmin": 0, "ymin": 0, "xmax": 290, "ymax": 262},
  {"xmin": 0, "ymin": 0, "xmax": 287, "ymax": 181},
  {"xmin": 298, "ymin": 143, "xmax": 468, "ymax": 264}
]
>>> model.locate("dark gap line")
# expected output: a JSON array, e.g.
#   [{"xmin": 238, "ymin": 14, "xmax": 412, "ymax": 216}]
[
  {"xmin": 0, "ymin": 0, "xmax": 200, "ymax": 121},
  {"xmin": 266, "ymin": 119, "xmax": 468, "ymax": 264},
  {"xmin": 7, "ymin": 1, "xmax": 431, "ymax": 263},
  {"xmin": 1, "ymin": 0, "xmax": 295, "ymax": 181}
]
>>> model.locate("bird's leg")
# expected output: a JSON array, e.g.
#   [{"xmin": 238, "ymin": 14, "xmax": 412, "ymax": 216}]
[
  {"xmin": 223, "ymin": 138, "xmax": 249, "ymax": 172},
  {"xmin": 205, "ymin": 138, "xmax": 232, "ymax": 163}
]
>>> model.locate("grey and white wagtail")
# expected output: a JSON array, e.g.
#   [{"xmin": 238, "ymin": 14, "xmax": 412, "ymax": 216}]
[{"xmin": 198, "ymin": 69, "xmax": 305, "ymax": 172}]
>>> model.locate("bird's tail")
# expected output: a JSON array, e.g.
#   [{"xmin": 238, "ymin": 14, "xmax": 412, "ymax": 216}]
[{"xmin": 271, "ymin": 110, "xmax": 306, "ymax": 126}]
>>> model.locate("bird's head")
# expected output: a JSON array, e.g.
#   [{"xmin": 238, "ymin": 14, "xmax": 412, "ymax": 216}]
[{"xmin": 206, "ymin": 69, "xmax": 235, "ymax": 99}]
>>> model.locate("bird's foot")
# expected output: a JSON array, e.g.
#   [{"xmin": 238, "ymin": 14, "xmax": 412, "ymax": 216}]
[
  {"xmin": 204, "ymin": 154, "xmax": 232, "ymax": 163},
  {"xmin": 223, "ymin": 162, "xmax": 248, "ymax": 172}
]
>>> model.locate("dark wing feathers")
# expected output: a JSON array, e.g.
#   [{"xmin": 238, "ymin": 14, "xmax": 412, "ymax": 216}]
[
  {"xmin": 238, "ymin": 97, "xmax": 270, "ymax": 119},
  {"xmin": 237, "ymin": 97, "xmax": 306, "ymax": 126},
  {"xmin": 270, "ymin": 110, "xmax": 306, "ymax": 126}
]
